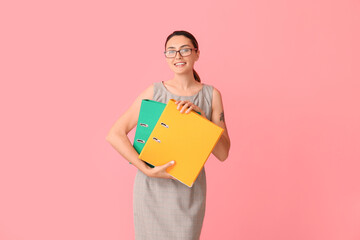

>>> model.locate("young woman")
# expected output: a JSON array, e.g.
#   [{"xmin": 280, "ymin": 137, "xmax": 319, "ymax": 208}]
[{"xmin": 106, "ymin": 30, "xmax": 231, "ymax": 240}]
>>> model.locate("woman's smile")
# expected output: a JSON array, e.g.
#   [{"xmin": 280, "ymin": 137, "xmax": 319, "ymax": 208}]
[{"xmin": 174, "ymin": 62, "xmax": 186, "ymax": 67}]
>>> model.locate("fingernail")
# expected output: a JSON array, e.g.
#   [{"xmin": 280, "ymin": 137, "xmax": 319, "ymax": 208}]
[{"xmin": 170, "ymin": 161, "xmax": 175, "ymax": 164}]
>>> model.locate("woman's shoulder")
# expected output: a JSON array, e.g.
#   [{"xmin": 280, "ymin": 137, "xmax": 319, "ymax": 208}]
[
  {"xmin": 138, "ymin": 81, "xmax": 167, "ymax": 100},
  {"xmin": 136, "ymin": 83, "xmax": 155, "ymax": 101},
  {"xmin": 203, "ymin": 84, "xmax": 223, "ymax": 107},
  {"xmin": 203, "ymin": 83, "xmax": 221, "ymax": 95},
  {"xmin": 202, "ymin": 83, "xmax": 223, "ymax": 97}
]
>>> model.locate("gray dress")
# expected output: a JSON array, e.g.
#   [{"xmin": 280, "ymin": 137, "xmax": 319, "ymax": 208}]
[{"xmin": 133, "ymin": 81, "xmax": 214, "ymax": 240}]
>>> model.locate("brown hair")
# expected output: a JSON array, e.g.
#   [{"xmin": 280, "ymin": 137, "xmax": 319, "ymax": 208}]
[{"xmin": 165, "ymin": 30, "xmax": 201, "ymax": 83}]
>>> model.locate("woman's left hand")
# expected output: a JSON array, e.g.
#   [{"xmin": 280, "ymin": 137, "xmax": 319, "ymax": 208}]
[{"xmin": 175, "ymin": 100, "xmax": 206, "ymax": 117}]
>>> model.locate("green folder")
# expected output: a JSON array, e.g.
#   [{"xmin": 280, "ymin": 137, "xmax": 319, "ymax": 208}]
[{"xmin": 132, "ymin": 99, "xmax": 166, "ymax": 168}]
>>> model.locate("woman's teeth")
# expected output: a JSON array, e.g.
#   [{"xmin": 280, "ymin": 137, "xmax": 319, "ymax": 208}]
[{"xmin": 175, "ymin": 62, "xmax": 186, "ymax": 67}]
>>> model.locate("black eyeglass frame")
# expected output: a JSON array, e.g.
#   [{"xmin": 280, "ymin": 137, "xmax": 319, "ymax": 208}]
[{"xmin": 163, "ymin": 48, "xmax": 198, "ymax": 58}]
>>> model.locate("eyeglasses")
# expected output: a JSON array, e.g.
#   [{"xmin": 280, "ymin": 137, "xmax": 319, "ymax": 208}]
[{"xmin": 164, "ymin": 48, "xmax": 198, "ymax": 58}]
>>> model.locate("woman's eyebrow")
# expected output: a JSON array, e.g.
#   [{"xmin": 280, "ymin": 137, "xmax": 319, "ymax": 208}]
[{"xmin": 167, "ymin": 44, "xmax": 191, "ymax": 49}]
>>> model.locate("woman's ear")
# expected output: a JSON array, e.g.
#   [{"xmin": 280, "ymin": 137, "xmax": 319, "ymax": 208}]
[{"xmin": 195, "ymin": 49, "xmax": 200, "ymax": 61}]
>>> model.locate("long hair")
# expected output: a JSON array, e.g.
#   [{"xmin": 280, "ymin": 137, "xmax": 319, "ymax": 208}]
[{"xmin": 165, "ymin": 30, "xmax": 201, "ymax": 83}]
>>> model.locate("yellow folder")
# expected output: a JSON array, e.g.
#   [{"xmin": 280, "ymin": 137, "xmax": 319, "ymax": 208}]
[{"xmin": 139, "ymin": 99, "xmax": 224, "ymax": 187}]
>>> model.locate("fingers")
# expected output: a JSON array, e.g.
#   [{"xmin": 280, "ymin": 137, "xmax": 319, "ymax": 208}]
[
  {"xmin": 148, "ymin": 161, "xmax": 176, "ymax": 179},
  {"xmin": 175, "ymin": 100, "xmax": 198, "ymax": 114},
  {"xmin": 175, "ymin": 100, "xmax": 187, "ymax": 111},
  {"xmin": 185, "ymin": 106, "xmax": 193, "ymax": 114},
  {"xmin": 180, "ymin": 103, "xmax": 191, "ymax": 113},
  {"xmin": 163, "ymin": 161, "xmax": 175, "ymax": 180},
  {"xmin": 160, "ymin": 160, "xmax": 175, "ymax": 170}
]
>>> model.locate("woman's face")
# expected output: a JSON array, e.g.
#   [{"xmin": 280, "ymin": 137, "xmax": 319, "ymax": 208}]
[{"xmin": 165, "ymin": 35, "xmax": 200, "ymax": 75}]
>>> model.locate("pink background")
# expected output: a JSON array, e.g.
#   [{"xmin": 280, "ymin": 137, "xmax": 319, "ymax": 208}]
[{"xmin": 1, "ymin": 0, "xmax": 360, "ymax": 239}]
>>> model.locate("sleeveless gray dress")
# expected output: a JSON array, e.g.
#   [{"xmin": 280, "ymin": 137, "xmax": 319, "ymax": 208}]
[{"xmin": 133, "ymin": 81, "xmax": 214, "ymax": 240}]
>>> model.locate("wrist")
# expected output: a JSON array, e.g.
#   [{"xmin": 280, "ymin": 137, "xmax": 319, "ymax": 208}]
[
  {"xmin": 138, "ymin": 160, "xmax": 151, "ymax": 176},
  {"xmin": 142, "ymin": 164, "xmax": 153, "ymax": 177}
]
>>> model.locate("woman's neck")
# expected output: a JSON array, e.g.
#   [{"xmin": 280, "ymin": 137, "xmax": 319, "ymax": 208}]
[{"xmin": 170, "ymin": 73, "xmax": 199, "ymax": 90}]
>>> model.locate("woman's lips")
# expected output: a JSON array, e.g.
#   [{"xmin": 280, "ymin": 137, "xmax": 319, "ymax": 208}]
[{"xmin": 174, "ymin": 62, "xmax": 186, "ymax": 67}]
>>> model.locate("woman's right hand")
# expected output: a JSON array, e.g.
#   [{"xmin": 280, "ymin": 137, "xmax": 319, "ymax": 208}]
[{"xmin": 144, "ymin": 161, "xmax": 176, "ymax": 179}]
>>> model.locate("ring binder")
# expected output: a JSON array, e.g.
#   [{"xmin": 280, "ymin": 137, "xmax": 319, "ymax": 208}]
[
  {"xmin": 132, "ymin": 99, "xmax": 167, "ymax": 168},
  {"xmin": 139, "ymin": 99, "xmax": 224, "ymax": 187}
]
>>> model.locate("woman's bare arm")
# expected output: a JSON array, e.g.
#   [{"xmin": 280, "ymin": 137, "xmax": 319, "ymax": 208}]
[
  {"xmin": 211, "ymin": 87, "xmax": 231, "ymax": 162},
  {"xmin": 105, "ymin": 84, "xmax": 175, "ymax": 178}
]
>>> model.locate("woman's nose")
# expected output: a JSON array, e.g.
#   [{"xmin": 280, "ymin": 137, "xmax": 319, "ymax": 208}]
[{"xmin": 175, "ymin": 51, "xmax": 182, "ymax": 59}]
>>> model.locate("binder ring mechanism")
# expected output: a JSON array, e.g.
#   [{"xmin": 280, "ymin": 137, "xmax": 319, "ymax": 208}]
[
  {"xmin": 160, "ymin": 122, "xmax": 169, "ymax": 128},
  {"xmin": 151, "ymin": 122, "xmax": 169, "ymax": 143},
  {"xmin": 136, "ymin": 123, "xmax": 149, "ymax": 144}
]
